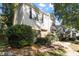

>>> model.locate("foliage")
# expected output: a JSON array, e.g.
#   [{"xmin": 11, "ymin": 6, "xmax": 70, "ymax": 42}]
[
  {"xmin": 0, "ymin": 3, "xmax": 18, "ymax": 31},
  {"xmin": 48, "ymin": 49, "xmax": 66, "ymax": 56},
  {"xmin": 0, "ymin": 3, "xmax": 19, "ymax": 36},
  {"xmin": 0, "ymin": 38, "xmax": 8, "ymax": 48},
  {"xmin": 35, "ymin": 32, "xmax": 59, "ymax": 46},
  {"xmin": 46, "ymin": 32, "xmax": 59, "ymax": 43},
  {"xmin": 54, "ymin": 3, "xmax": 79, "ymax": 29},
  {"xmin": 3, "ymin": 3, "xmax": 18, "ymax": 27},
  {"xmin": 35, "ymin": 37, "xmax": 50, "ymax": 45},
  {"xmin": 0, "ymin": 33, "xmax": 8, "ymax": 48},
  {"xmin": 35, "ymin": 48, "xmax": 66, "ymax": 56},
  {"xmin": 0, "ymin": 22, "xmax": 8, "ymax": 48},
  {"xmin": 6, "ymin": 25, "xmax": 36, "ymax": 48}
]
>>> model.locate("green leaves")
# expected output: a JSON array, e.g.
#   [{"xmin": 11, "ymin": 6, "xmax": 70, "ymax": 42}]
[
  {"xmin": 6, "ymin": 25, "xmax": 36, "ymax": 48},
  {"xmin": 54, "ymin": 3, "xmax": 79, "ymax": 29}
]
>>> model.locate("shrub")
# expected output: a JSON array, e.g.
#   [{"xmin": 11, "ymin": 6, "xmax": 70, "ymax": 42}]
[
  {"xmin": 45, "ymin": 32, "xmax": 59, "ymax": 45},
  {"xmin": 35, "ymin": 37, "xmax": 50, "ymax": 45},
  {"xmin": 35, "ymin": 32, "xmax": 59, "ymax": 46},
  {"xmin": 0, "ymin": 32, "xmax": 8, "ymax": 48},
  {"xmin": 6, "ymin": 25, "xmax": 36, "ymax": 48}
]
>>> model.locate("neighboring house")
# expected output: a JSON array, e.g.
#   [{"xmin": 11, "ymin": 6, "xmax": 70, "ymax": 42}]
[{"xmin": 13, "ymin": 4, "xmax": 54, "ymax": 38}]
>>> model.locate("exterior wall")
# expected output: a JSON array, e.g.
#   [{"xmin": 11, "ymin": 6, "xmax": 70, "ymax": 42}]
[
  {"xmin": 13, "ymin": 4, "xmax": 39, "ymax": 30},
  {"xmin": 39, "ymin": 14, "xmax": 52, "ymax": 37},
  {"xmin": 13, "ymin": 4, "xmax": 53, "ymax": 37}
]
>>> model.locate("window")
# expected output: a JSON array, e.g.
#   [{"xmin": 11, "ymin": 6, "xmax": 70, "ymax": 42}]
[
  {"xmin": 38, "ymin": 13, "xmax": 44, "ymax": 23},
  {"xmin": 35, "ymin": 13, "xmax": 38, "ymax": 20},
  {"xmin": 29, "ymin": 7, "xmax": 38, "ymax": 20}
]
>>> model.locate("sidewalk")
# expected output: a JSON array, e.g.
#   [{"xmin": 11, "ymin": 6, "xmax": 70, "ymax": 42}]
[{"xmin": 53, "ymin": 41, "xmax": 79, "ymax": 56}]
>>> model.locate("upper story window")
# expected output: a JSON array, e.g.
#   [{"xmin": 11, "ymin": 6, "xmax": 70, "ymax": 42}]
[
  {"xmin": 38, "ymin": 13, "xmax": 44, "ymax": 23},
  {"xmin": 28, "ymin": 5, "xmax": 44, "ymax": 22},
  {"xmin": 29, "ymin": 7, "xmax": 37, "ymax": 20}
]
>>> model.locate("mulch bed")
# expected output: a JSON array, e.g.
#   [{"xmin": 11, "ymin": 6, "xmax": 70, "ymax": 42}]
[{"xmin": 0, "ymin": 44, "xmax": 66, "ymax": 56}]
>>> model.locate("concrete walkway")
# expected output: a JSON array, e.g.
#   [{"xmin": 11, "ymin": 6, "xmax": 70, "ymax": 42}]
[
  {"xmin": 53, "ymin": 41, "xmax": 79, "ymax": 56},
  {"xmin": 63, "ymin": 42, "xmax": 79, "ymax": 56}
]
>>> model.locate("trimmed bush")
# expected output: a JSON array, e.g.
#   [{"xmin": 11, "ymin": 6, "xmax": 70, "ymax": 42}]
[
  {"xmin": 45, "ymin": 32, "xmax": 59, "ymax": 45},
  {"xmin": 6, "ymin": 25, "xmax": 36, "ymax": 48},
  {"xmin": 35, "ymin": 37, "xmax": 50, "ymax": 45},
  {"xmin": 35, "ymin": 32, "xmax": 59, "ymax": 46}
]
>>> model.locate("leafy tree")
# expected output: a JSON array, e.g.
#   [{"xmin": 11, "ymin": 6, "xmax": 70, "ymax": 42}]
[
  {"xmin": 3, "ymin": 3, "xmax": 18, "ymax": 27},
  {"xmin": 0, "ymin": 3, "xmax": 18, "ymax": 34},
  {"xmin": 54, "ymin": 3, "xmax": 79, "ymax": 29}
]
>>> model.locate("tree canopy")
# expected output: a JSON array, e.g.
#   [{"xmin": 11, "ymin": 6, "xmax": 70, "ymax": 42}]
[
  {"xmin": 54, "ymin": 3, "xmax": 79, "ymax": 29},
  {"xmin": 0, "ymin": 3, "xmax": 18, "ymax": 33}
]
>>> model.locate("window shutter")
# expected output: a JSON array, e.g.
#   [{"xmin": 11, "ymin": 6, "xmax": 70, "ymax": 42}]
[{"xmin": 29, "ymin": 7, "xmax": 32, "ymax": 19}]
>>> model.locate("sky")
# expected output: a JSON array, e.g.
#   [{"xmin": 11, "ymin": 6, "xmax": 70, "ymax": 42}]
[
  {"xmin": 33, "ymin": 3, "xmax": 54, "ymax": 14},
  {"xmin": 0, "ymin": 3, "xmax": 2, "ymax": 14},
  {"xmin": 55, "ymin": 18, "xmax": 61, "ymax": 25},
  {"xmin": 0, "ymin": 9, "xmax": 2, "ymax": 14}
]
